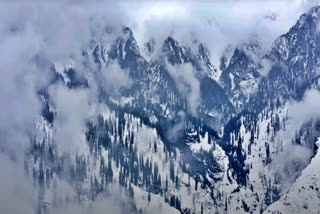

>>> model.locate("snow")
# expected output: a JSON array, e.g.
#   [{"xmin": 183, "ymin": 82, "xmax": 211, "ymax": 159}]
[
  {"xmin": 54, "ymin": 62, "xmax": 71, "ymax": 83},
  {"xmin": 133, "ymin": 185, "xmax": 180, "ymax": 214},
  {"xmin": 149, "ymin": 115, "xmax": 158, "ymax": 124},
  {"xmin": 229, "ymin": 73, "xmax": 235, "ymax": 90},
  {"xmin": 208, "ymin": 112, "xmax": 216, "ymax": 117},
  {"xmin": 213, "ymin": 144, "xmax": 232, "ymax": 181},
  {"xmin": 109, "ymin": 96, "xmax": 134, "ymax": 107},
  {"xmin": 239, "ymin": 73, "xmax": 258, "ymax": 99},
  {"xmin": 24, "ymin": 9, "xmax": 320, "ymax": 213},
  {"xmin": 275, "ymin": 36, "xmax": 289, "ymax": 60},
  {"xmin": 188, "ymin": 132, "xmax": 211, "ymax": 152}
]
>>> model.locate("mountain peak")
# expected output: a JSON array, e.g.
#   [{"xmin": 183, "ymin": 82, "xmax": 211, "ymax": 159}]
[
  {"xmin": 308, "ymin": 4, "xmax": 320, "ymax": 17},
  {"xmin": 108, "ymin": 26, "xmax": 141, "ymax": 64},
  {"xmin": 122, "ymin": 26, "xmax": 134, "ymax": 38}
]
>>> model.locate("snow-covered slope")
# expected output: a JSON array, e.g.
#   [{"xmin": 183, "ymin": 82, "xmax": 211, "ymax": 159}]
[{"xmin": 14, "ymin": 4, "xmax": 320, "ymax": 214}]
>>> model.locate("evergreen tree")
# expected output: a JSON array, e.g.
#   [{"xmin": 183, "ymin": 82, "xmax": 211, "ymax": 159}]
[
  {"xmin": 201, "ymin": 203, "xmax": 203, "ymax": 214},
  {"xmin": 170, "ymin": 160, "xmax": 175, "ymax": 182},
  {"xmin": 148, "ymin": 189, "xmax": 151, "ymax": 203}
]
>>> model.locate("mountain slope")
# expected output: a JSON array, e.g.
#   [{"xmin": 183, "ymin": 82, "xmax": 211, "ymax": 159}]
[{"xmin": 16, "ymin": 5, "xmax": 320, "ymax": 214}]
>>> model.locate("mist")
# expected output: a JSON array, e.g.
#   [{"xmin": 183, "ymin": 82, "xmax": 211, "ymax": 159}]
[
  {"xmin": 166, "ymin": 62, "xmax": 200, "ymax": 116},
  {"xmin": 286, "ymin": 88, "xmax": 320, "ymax": 142},
  {"xmin": 127, "ymin": 0, "xmax": 320, "ymax": 67},
  {"xmin": 0, "ymin": 2, "xmax": 133, "ymax": 214}
]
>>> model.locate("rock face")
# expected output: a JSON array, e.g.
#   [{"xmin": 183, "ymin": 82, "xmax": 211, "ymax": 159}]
[
  {"xmin": 219, "ymin": 41, "xmax": 262, "ymax": 111},
  {"xmin": 22, "ymin": 5, "xmax": 320, "ymax": 214}
]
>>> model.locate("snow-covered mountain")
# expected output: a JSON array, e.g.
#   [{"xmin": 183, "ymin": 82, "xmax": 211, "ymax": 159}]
[
  {"xmin": 219, "ymin": 40, "xmax": 262, "ymax": 111},
  {"xmin": 5, "ymin": 4, "xmax": 320, "ymax": 214}
]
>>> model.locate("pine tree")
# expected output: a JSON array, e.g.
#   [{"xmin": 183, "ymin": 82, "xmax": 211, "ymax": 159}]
[
  {"xmin": 165, "ymin": 175, "xmax": 168, "ymax": 192},
  {"xmin": 175, "ymin": 175, "xmax": 179, "ymax": 189},
  {"xmin": 148, "ymin": 189, "xmax": 151, "ymax": 203},
  {"xmin": 154, "ymin": 141, "xmax": 157, "ymax": 153},
  {"xmin": 225, "ymin": 197, "xmax": 228, "ymax": 211},
  {"xmin": 170, "ymin": 160, "xmax": 175, "ymax": 182},
  {"xmin": 195, "ymin": 174, "xmax": 199, "ymax": 191},
  {"xmin": 201, "ymin": 203, "xmax": 204, "ymax": 214}
]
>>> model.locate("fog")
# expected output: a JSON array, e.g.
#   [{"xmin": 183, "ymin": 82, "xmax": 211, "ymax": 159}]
[
  {"xmin": 166, "ymin": 62, "xmax": 200, "ymax": 116},
  {"xmin": 286, "ymin": 89, "xmax": 320, "ymax": 142},
  {"xmin": 0, "ymin": 2, "xmax": 132, "ymax": 214}
]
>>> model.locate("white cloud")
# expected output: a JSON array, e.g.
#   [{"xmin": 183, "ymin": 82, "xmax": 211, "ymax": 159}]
[
  {"xmin": 272, "ymin": 88, "xmax": 320, "ymax": 189},
  {"xmin": 259, "ymin": 58, "xmax": 273, "ymax": 77},
  {"xmin": 274, "ymin": 144, "xmax": 313, "ymax": 185},
  {"xmin": 166, "ymin": 62, "xmax": 200, "ymax": 116},
  {"xmin": 0, "ymin": 155, "xmax": 36, "ymax": 214},
  {"xmin": 50, "ymin": 185, "xmax": 125, "ymax": 214},
  {"xmin": 167, "ymin": 111, "xmax": 186, "ymax": 142},
  {"xmin": 101, "ymin": 62, "xmax": 132, "ymax": 92},
  {"xmin": 286, "ymin": 89, "xmax": 320, "ymax": 141},
  {"xmin": 0, "ymin": 0, "xmax": 132, "ymax": 155},
  {"xmin": 49, "ymin": 84, "xmax": 91, "ymax": 154},
  {"xmin": 127, "ymin": 0, "xmax": 320, "ymax": 67},
  {"xmin": 0, "ymin": 10, "xmax": 50, "ymax": 157}
]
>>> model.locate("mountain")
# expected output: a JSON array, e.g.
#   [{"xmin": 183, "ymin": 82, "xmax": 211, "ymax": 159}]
[
  {"xmin": 219, "ymin": 40, "xmax": 262, "ymax": 112},
  {"xmin": 16, "ymin": 4, "xmax": 320, "ymax": 214},
  {"xmin": 220, "ymin": 5, "xmax": 320, "ymax": 212}
]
